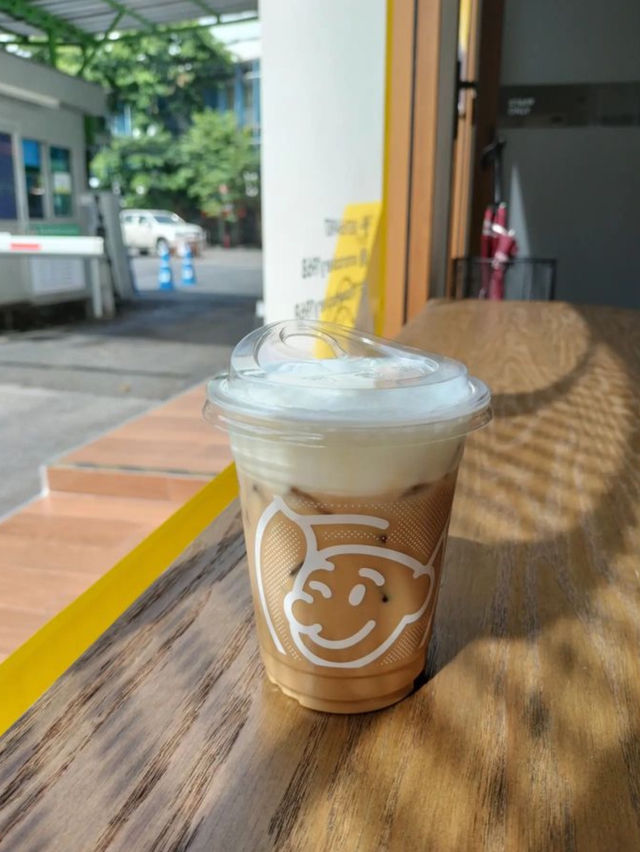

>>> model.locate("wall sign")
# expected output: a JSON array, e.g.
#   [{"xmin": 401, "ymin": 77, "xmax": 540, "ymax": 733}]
[
  {"xmin": 294, "ymin": 201, "xmax": 381, "ymax": 330},
  {"xmin": 499, "ymin": 82, "xmax": 640, "ymax": 128}
]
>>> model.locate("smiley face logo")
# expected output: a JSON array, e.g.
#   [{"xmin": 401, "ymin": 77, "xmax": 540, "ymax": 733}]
[{"xmin": 254, "ymin": 496, "xmax": 448, "ymax": 669}]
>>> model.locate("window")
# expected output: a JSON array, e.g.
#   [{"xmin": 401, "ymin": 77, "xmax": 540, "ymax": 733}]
[
  {"xmin": 225, "ymin": 80, "xmax": 235, "ymax": 111},
  {"xmin": 50, "ymin": 146, "xmax": 73, "ymax": 216},
  {"xmin": 243, "ymin": 75, "xmax": 254, "ymax": 126},
  {"xmin": 109, "ymin": 105, "xmax": 133, "ymax": 138},
  {"xmin": 0, "ymin": 132, "xmax": 17, "ymax": 220},
  {"xmin": 22, "ymin": 139, "xmax": 45, "ymax": 219},
  {"xmin": 152, "ymin": 213, "xmax": 183, "ymax": 224}
]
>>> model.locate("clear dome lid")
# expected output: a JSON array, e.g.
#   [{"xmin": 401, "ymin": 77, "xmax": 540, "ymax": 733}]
[{"xmin": 206, "ymin": 320, "xmax": 491, "ymax": 437}]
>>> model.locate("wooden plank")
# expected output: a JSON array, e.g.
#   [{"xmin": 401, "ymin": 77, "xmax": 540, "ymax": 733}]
[
  {"xmin": 381, "ymin": 0, "xmax": 415, "ymax": 338},
  {"xmin": 0, "ymin": 491, "xmax": 184, "ymax": 660},
  {"xmin": 0, "ymin": 511, "xmax": 145, "ymax": 549},
  {"xmin": 46, "ymin": 467, "xmax": 209, "ymax": 502},
  {"xmin": 447, "ymin": 0, "xmax": 480, "ymax": 292},
  {"xmin": 0, "ymin": 608, "xmax": 49, "ymax": 660},
  {"xmin": 1, "ymin": 303, "xmax": 639, "ymax": 850},
  {"xmin": 21, "ymin": 492, "xmax": 183, "ymax": 524},
  {"xmin": 0, "ymin": 564, "xmax": 104, "ymax": 618},
  {"xmin": 406, "ymin": 0, "xmax": 442, "ymax": 319},
  {"xmin": 382, "ymin": 0, "xmax": 458, "ymax": 330},
  {"xmin": 57, "ymin": 437, "xmax": 231, "ymax": 474},
  {"xmin": 468, "ymin": 0, "xmax": 506, "ymax": 254},
  {"xmin": 0, "ymin": 534, "xmax": 133, "ymax": 575},
  {"xmin": 103, "ymin": 417, "xmax": 223, "ymax": 441}
]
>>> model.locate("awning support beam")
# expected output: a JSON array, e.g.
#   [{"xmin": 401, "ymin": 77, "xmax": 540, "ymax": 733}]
[
  {"xmin": 190, "ymin": 0, "xmax": 221, "ymax": 19},
  {"xmin": 0, "ymin": 10, "xmax": 259, "ymax": 47},
  {"xmin": 0, "ymin": 0, "xmax": 92, "ymax": 45},
  {"xmin": 47, "ymin": 29, "xmax": 56, "ymax": 65},
  {"xmin": 100, "ymin": 0, "xmax": 154, "ymax": 31},
  {"xmin": 78, "ymin": 10, "xmax": 124, "ymax": 74}
]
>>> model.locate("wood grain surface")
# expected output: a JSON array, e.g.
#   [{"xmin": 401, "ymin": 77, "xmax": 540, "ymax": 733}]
[{"xmin": 1, "ymin": 301, "xmax": 640, "ymax": 851}]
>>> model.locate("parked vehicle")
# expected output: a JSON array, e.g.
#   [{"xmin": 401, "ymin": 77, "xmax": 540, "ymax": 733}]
[{"xmin": 120, "ymin": 209, "xmax": 206, "ymax": 256}]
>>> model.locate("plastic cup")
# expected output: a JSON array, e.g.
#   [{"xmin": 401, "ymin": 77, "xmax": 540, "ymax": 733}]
[{"xmin": 206, "ymin": 320, "xmax": 491, "ymax": 713}]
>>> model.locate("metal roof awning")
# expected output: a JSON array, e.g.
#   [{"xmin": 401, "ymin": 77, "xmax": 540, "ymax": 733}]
[{"xmin": 0, "ymin": 0, "xmax": 257, "ymax": 45}]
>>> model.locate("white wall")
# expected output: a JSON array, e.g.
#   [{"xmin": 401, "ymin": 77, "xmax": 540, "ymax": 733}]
[
  {"xmin": 501, "ymin": 0, "xmax": 640, "ymax": 85},
  {"xmin": 500, "ymin": 0, "xmax": 640, "ymax": 309},
  {"xmin": 0, "ymin": 51, "xmax": 106, "ymax": 116},
  {"xmin": 260, "ymin": 0, "xmax": 386, "ymax": 322}
]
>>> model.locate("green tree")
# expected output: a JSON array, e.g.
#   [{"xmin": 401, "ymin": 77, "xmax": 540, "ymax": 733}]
[
  {"xmin": 24, "ymin": 29, "xmax": 233, "ymax": 134},
  {"xmin": 91, "ymin": 128, "xmax": 178, "ymax": 209},
  {"xmin": 85, "ymin": 30, "xmax": 233, "ymax": 134},
  {"xmin": 173, "ymin": 110, "xmax": 259, "ymax": 218}
]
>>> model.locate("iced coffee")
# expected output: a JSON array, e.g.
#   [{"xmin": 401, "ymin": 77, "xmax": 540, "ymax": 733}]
[{"xmin": 206, "ymin": 320, "xmax": 491, "ymax": 713}]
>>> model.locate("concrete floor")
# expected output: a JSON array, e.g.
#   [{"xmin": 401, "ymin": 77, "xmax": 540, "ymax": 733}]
[{"xmin": 0, "ymin": 249, "xmax": 262, "ymax": 518}]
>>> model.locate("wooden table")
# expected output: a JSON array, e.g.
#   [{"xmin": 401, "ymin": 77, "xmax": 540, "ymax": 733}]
[{"xmin": 1, "ymin": 301, "xmax": 639, "ymax": 851}]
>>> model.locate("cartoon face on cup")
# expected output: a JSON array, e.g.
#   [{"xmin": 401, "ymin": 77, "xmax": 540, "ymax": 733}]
[{"xmin": 256, "ymin": 497, "xmax": 443, "ymax": 669}]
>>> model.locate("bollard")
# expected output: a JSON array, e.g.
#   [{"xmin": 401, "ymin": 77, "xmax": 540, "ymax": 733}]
[
  {"xmin": 157, "ymin": 244, "xmax": 174, "ymax": 291},
  {"xmin": 181, "ymin": 243, "xmax": 197, "ymax": 287}
]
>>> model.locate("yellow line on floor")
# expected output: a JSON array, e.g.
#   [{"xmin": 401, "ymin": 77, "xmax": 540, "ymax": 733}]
[{"xmin": 0, "ymin": 463, "xmax": 239, "ymax": 737}]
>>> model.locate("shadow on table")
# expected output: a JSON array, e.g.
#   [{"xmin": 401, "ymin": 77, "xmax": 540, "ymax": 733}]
[
  {"xmin": 425, "ymin": 304, "xmax": 639, "ymax": 667},
  {"xmin": 409, "ymin": 303, "xmax": 640, "ymax": 842}
]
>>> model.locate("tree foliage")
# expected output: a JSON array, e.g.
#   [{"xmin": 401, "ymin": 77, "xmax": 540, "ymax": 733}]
[
  {"xmin": 83, "ymin": 30, "xmax": 233, "ymax": 134},
  {"xmin": 173, "ymin": 111, "xmax": 259, "ymax": 217},
  {"xmin": 24, "ymin": 29, "xmax": 233, "ymax": 134},
  {"xmin": 91, "ymin": 129, "xmax": 177, "ymax": 210},
  {"xmin": 16, "ymin": 28, "xmax": 259, "ymax": 230},
  {"xmin": 91, "ymin": 112, "xmax": 259, "ymax": 216}
]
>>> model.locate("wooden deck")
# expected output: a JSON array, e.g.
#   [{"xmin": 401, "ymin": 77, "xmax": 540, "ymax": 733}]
[{"xmin": 0, "ymin": 385, "xmax": 231, "ymax": 661}]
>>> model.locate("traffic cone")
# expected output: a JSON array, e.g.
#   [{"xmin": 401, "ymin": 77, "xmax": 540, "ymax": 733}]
[
  {"xmin": 157, "ymin": 244, "xmax": 174, "ymax": 291},
  {"xmin": 181, "ymin": 243, "xmax": 197, "ymax": 287}
]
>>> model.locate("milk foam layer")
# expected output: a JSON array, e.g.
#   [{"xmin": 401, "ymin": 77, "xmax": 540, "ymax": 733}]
[{"xmin": 230, "ymin": 426, "xmax": 465, "ymax": 495}]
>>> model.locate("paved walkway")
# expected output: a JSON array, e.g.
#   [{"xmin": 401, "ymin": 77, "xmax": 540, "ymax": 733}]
[{"xmin": 0, "ymin": 291, "xmax": 259, "ymax": 518}]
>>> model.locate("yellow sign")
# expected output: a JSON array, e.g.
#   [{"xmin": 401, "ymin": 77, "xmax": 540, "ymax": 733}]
[{"xmin": 319, "ymin": 201, "xmax": 382, "ymax": 331}]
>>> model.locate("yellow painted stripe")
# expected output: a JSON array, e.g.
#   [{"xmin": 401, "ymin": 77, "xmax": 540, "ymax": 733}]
[
  {"xmin": 376, "ymin": 0, "xmax": 394, "ymax": 336},
  {"xmin": 0, "ymin": 463, "xmax": 239, "ymax": 736}
]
